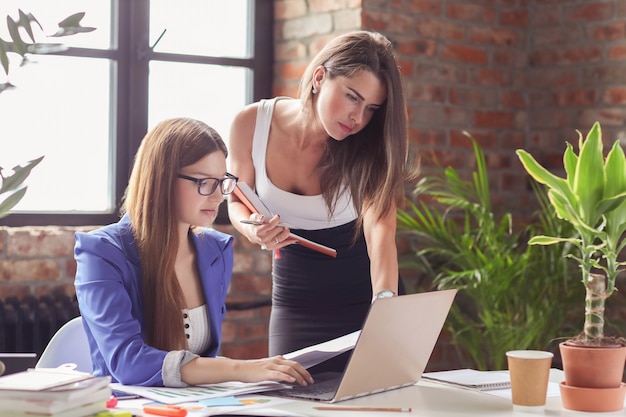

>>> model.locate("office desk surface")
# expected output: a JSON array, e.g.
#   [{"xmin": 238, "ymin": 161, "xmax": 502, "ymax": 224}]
[{"xmin": 268, "ymin": 369, "xmax": 626, "ymax": 417}]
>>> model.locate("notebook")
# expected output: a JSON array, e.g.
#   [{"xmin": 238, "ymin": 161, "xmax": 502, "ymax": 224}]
[
  {"xmin": 421, "ymin": 368, "xmax": 511, "ymax": 391},
  {"xmin": 272, "ymin": 289, "xmax": 457, "ymax": 403}
]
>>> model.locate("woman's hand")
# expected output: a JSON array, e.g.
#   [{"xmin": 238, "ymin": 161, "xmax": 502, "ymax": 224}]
[
  {"xmin": 242, "ymin": 214, "xmax": 295, "ymax": 250},
  {"xmin": 238, "ymin": 356, "xmax": 314, "ymax": 386}
]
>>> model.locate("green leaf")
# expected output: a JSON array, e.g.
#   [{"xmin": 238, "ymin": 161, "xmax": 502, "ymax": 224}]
[
  {"xmin": 516, "ymin": 149, "xmax": 576, "ymax": 206},
  {"xmin": 0, "ymin": 187, "xmax": 27, "ymax": 218},
  {"xmin": 573, "ymin": 121, "xmax": 604, "ymax": 224},
  {"xmin": 16, "ymin": 10, "xmax": 42, "ymax": 43},
  {"xmin": 529, "ymin": 235, "xmax": 580, "ymax": 245},
  {"xmin": 50, "ymin": 12, "xmax": 96, "ymax": 37},
  {"xmin": 0, "ymin": 156, "xmax": 44, "ymax": 194},
  {"xmin": 564, "ymin": 141, "xmax": 578, "ymax": 190}
]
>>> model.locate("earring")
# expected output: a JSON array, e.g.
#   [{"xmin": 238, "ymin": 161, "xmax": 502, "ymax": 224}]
[{"xmin": 312, "ymin": 86, "xmax": 318, "ymax": 95}]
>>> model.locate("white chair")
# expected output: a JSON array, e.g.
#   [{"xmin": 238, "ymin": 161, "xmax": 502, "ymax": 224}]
[{"xmin": 36, "ymin": 316, "xmax": 93, "ymax": 373}]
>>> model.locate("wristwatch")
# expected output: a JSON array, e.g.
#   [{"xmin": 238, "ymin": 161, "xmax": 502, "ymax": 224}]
[{"xmin": 374, "ymin": 290, "xmax": 396, "ymax": 300}]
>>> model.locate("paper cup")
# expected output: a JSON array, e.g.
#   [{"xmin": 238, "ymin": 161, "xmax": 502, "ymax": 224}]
[{"xmin": 506, "ymin": 350, "xmax": 553, "ymax": 407}]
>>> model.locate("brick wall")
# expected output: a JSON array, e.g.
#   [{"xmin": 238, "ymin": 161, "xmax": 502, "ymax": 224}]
[{"xmin": 2, "ymin": 0, "xmax": 626, "ymax": 371}]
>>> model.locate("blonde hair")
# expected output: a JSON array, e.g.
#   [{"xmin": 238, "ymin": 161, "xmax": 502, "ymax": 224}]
[
  {"xmin": 122, "ymin": 118, "xmax": 227, "ymax": 351},
  {"xmin": 299, "ymin": 31, "xmax": 409, "ymax": 233}
]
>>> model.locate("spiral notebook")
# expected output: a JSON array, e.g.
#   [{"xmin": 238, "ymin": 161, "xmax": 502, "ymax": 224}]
[{"xmin": 422, "ymin": 369, "xmax": 511, "ymax": 391}]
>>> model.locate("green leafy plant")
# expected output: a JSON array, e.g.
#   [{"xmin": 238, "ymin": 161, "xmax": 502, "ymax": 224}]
[
  {"xmin": 516, "ymin": 122, "xmax": 626, "ymax": 344},
  {"xmin": 397, "ymin": 134, "xmax": 581, "ymax": 370},
  {"xmin": 0, "ymin": 10, "xmax": 95, "ymax": 93},
  {"xmin": 0, "ymin": 10, "xmax": 94, "ymax": 217}
]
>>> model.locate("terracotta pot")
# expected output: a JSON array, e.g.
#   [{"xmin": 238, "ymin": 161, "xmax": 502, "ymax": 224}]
[
  {"xmin": 559, "ymin": 342, "xmax": 626, "ymax": 389},
  {"xmin": 560, "ymin": 381, "xmax": 626, "ymax": 412}
]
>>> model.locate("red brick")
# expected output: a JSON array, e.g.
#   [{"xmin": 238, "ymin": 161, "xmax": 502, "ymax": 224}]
[
  {"xmin": 441, "ymin": 44, "xmax": 488, "ymax": 65},
  {"xmin": 500, "ymin": 9, "xmax": 528, "ymax": 27},
  {"xmin": 591, "ymin": 21, "xmax": 626, "ymax": 41},
  {"xmin": 556, "ymin": 89, "xmax": 598, "ymax": 106},
  {"xmin": 469, "ymin": 27, "xmax": 519, "ymax": 46},
  {"xmin": 579, "ymin": 108, "xmax": 626, "ymax": 127},
  {"xmin": 608, "ymin": 43, "xmax": 626, "ymax": 61},
  {"xmin": 604, "ymin": 87, "xmax": 626, "ymax": 104},
  {"xmin": 7, "ymin": 228, "xmax": 75, "ymax": 257},
  {"xmin": 220, "ymin": 340, "xmax": 268, "ymax": 359},
  {"xmin": 473, "ymin": 68, "xmax": 512, "ymax": 86},
  {"xmin": 395, "ymin": 38, "xmax": 437, "ymax": 58},
  {"xmin": 0, "ymin": 259, "xmax": 61, "ymax": 282},
  {"xmin": 474, "ymin": 111, "xmax": 515, "ymax": 128},
  {"xmin": 310, "ymin": 0, "xmax": 346, "ymax": 13},
  {"xmin": 274, "ymin": 41, "xmax": 307, "ymax": 61},
  {"xmin": 274, "ymin": 0, "xmax": 308, "ymax": 20},
  {"xmin": 565, "ymin": 3, "xmax": 614, "ymax": 22},
  {"xmin": 231, "ymin": 274, "xmax": 272, "ymax": 295},
  {"xmin": 414, "ymin": 19, "xmax": 466, "ymax": 41},
  {"xmin": 276, "ymin": 61, "xmax": 308, "ymax": 82},
  {"xmin": 501, "ymin": 91, "xmax": 526, "ymax": 109},
  {"xmin": 446, "ymin": 3, "xmax": 495, "ymax": 23},
  {"xmin": 391, "ymin": 0, "xmax": 442, "ymax": 16},
  {"xmin": 407, "ymin": 83, "xmax": 446, "ymax": 103}
]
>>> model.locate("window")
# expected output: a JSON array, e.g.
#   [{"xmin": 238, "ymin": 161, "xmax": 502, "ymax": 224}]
[{"xmin": 0, "ymin": 0, "xmax": 272, "ymax": 226}]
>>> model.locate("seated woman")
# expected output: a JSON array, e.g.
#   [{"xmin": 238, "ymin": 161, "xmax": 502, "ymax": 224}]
[{"xmin": 74, "ymin": 118, "xmax": 313, "ymax": 387}]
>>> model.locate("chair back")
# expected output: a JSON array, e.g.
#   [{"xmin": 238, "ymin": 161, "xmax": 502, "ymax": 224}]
[{"xmin": 36, "ymin": 316, "xmax": 92, "ymax": 373}]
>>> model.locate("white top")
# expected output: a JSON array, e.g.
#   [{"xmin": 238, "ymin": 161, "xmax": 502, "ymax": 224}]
[
  {"xmin": 183, "ymin": 304, "xmax": 210, "ymax": 354},
  {"xmin": 251, "ymin": 97, "xmax": 358, "ymax": 230}
]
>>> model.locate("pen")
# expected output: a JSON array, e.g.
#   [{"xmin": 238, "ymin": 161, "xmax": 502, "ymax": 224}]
[
  {"xmin": 314, "ymin": 406, "xmax": 413, "ymax": 412},
  {"xmin": 143, "ymin": 404, "xmax": 188, "ymax": 417}
]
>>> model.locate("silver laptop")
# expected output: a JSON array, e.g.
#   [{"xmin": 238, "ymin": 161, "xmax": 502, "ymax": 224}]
[{"xmin": 273, "ymin": 289, "xmax": 457, "ymax": 403}]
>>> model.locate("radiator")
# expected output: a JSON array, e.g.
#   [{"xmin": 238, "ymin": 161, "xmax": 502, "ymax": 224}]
[
  {"xmin": 0, "ymin": 294, "xmax": 80, "ymax": 357},
  {"xmin": 0, "ymin": 294, "xmax": 271, "ymax": 358}
]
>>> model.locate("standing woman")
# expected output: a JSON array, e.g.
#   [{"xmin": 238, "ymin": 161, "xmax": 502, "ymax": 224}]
[
  {"xmin": 75, "ymin": 118, "xmax": 312, "ymax": 387},
  {"xmin": 228, "ymin": 31, "xmax": 410, "ymax": 366}
]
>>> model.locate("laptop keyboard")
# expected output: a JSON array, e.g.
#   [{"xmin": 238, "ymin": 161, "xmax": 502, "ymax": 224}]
[{"xmin": 275, "ymin": 372, "xmax": 342, "ymax": 401}]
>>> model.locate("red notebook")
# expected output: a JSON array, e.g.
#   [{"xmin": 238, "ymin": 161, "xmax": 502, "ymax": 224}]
[{"xmin": 233, "ymin": 183, "xmax": 337, "ymax": 258}]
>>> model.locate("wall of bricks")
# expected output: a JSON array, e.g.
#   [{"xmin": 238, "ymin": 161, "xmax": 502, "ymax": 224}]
[{"xmin": 2, "ymin": 0, "xmax": 626, "ymax": 371}]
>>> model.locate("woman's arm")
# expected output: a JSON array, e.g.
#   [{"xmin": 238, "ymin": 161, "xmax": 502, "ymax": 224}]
[
  {"xmin": 227, "ymin": 104, "xmax": 290, "ymax": 249},
  {"xmin": 362, "ymin": 202, "xmax": 399, "ymax": 298},
  {"xmin": 181, "ymin": 356, "xmax": 313, "ymax": 386}
]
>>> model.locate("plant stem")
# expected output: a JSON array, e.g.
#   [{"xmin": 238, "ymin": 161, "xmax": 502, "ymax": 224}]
[{"xmin": 584, "ymin": 273, "xmax": 606, "ymax": 340}]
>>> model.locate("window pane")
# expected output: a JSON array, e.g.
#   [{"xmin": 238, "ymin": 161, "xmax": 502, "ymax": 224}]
[
  {"xmin": 150, "ymin": 0, "xmax": 251, "ymax": 58},
  {"xmin": 0, "ymin": 55, "xmax": 112, "ymax": 212},
  {"xmin": 0, "ymin": 1, "xmax": 111, "ymax": 50},
  {"xmin": 148, "ymin": 61, "xmax": 250, "ymax": 143}
]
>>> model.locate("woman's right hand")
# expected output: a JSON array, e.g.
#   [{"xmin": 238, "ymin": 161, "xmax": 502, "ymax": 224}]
[
  {"xmin": 239, "ymin": 355, "xmax": 314, "ymax": 386},
  {"xmin": 242, "ymin": 214, "xmax": 295, "ymax": 250}
]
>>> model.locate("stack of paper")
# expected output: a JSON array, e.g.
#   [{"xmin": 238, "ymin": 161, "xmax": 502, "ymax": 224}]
[{"xmin": 0, "ymin": 367, "xmax": 111, "ymax": 416}]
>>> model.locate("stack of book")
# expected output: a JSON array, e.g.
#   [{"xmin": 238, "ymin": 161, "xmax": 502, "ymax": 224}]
[{"xmin": 0, "ymin": 367, "xmax": 111, "ymax": 416}]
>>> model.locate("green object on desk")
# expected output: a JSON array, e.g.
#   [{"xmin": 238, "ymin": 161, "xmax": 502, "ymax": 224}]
[{"xmin": 94, "ymin": 411, "xmax": 134, "ymax": 417}]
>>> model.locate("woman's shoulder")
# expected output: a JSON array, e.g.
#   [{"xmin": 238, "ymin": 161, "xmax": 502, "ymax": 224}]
[{"xmin": 76, "ymin": 217, "xmax": 131, "ymax": 249}]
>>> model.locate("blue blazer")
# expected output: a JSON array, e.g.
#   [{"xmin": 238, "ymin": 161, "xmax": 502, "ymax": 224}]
[{"xmin": 74, "ymin": 214, "xmax": 234, "ymax": 386}]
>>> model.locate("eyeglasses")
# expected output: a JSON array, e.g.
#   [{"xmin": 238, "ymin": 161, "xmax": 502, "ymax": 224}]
[{"xmin": 177, "ymin": 172, "xmax": 238, "ymax": 196}]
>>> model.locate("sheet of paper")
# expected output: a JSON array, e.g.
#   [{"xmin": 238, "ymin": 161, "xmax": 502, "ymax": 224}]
[
  {"xmin": 283, "ymin": 330, "xmax": 360, "ymax": 369},
  {"xmin": 115, "ymin": 395, "xmax": 292, "ymax": 417},
  {"xmin": 110, "ymin": 380, "xmax": 288, "ymax": 404}
]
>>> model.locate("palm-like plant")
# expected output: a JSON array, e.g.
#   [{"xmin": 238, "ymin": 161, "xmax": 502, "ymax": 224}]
[
  {"xmin": 398, "ymin": 134, "xmax": 581, "ymax": 370},
  {"xmin": 516, "ymin": 122, "xmax": 626, "ymax": 344}
]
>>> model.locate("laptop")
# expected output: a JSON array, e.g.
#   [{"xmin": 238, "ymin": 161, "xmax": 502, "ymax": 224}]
[
  {"xmin": 272, "ymin": 288, "xmax": 457, "ymax": 403},
  {"xmin": 0, "ymin": 353, "xmax": 37, "ymax": 376}
]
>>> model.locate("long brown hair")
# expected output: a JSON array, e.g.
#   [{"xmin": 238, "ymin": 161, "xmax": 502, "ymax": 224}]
[
  {"xmin": 121, "ymin": 118, "xmax": 227, "ymax": 351},
  {"xmin": 299, "ymin": 31, "xmax": 409, "ymax": 232}
]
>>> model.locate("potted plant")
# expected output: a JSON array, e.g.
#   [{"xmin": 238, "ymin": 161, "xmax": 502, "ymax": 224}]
[
  {"xmin": 516, "ymin": 121, "xmax": 626, "ymax": 412},
  {"xmin": 397, "ymin": 134, "xmax": 581, "ymax": 371}
]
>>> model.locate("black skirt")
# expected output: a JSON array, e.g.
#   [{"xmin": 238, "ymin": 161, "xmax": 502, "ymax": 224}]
[{"xmin": 269, "ymin": 220, "xmax": 372, "ymax": 368}]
